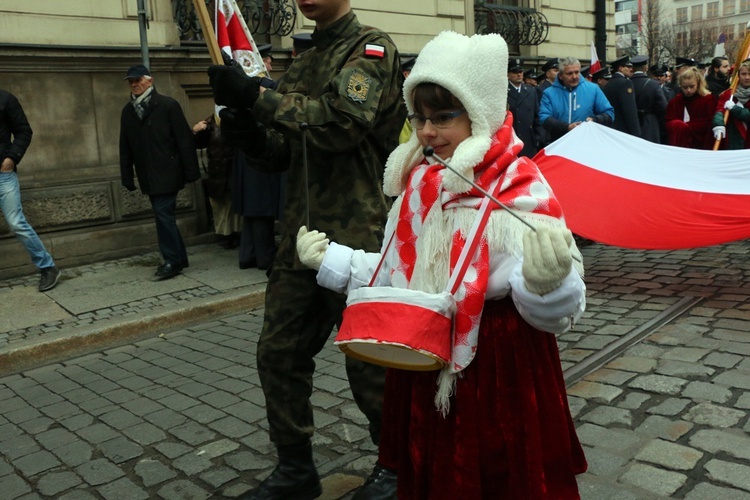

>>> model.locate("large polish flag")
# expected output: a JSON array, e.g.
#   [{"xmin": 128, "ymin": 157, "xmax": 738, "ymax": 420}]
[
  {"xmin": 533, "ymin": 122, "xmax": 750, "ymax": 250},
  {"xmin": 215, "ymin": 0, "xmax": 266, "ymax": 78}
]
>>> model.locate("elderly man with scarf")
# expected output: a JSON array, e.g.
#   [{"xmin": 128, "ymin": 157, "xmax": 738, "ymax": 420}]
[{"xmin": 119, "ymin": 64, "xmax": 200, "ymax": 280}]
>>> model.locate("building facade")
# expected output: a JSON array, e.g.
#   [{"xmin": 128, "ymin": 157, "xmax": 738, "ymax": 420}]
[{"xmin": 0, "ymin": 0, "xmax": 613, "ymax": 278}]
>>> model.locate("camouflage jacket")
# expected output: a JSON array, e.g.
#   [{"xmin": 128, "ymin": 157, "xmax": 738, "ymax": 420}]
[{"xmin": 251, "ymin": 11, "xmax": 406, "ymax": 268}]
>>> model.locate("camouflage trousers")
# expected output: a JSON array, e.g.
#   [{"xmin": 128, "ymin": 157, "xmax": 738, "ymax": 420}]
[{"xmin": 257, "ymin": 266, "xmax": 386, "ymax": 447}]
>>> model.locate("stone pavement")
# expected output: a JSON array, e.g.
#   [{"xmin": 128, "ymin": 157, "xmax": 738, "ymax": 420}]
[{"xmin": 0, "ymin": 239, "xmax": 749, "ymax": 498}]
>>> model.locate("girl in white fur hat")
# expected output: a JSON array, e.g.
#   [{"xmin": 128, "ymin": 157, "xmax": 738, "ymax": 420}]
[{"xmin": 297, "ymin": 31, "xmax": 587, "ymax": 499}]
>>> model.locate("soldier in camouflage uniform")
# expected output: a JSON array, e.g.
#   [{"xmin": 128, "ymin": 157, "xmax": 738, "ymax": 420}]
[{"xmin": 208, "ymin": 0, "xmax": 406, "ymax": 498}]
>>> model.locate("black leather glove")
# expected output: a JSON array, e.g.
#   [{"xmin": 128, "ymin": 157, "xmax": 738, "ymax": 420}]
[
  {"xmin": 123, "ymin": 183, "xmax": 137, "ymax": 192},
  {"xmin": 219, "ymin": 107, "xmax": 265, "ymax": 155},
  {"xmin": 208, "ymin": 65, "xmax": 262, "ymax": 109}
]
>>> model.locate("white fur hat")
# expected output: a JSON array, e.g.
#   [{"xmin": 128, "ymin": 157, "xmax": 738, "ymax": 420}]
[{"xmin": 383, "ymin": 31, "xmax": 509, "ymax": 196}]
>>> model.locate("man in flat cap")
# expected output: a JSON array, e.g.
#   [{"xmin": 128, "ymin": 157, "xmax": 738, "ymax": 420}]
[
  {"xmin": 119, "ymin": 64, "xmax": 200, "ymax": 280},
  {"xmin": 630, "ymin": 55, "xmax": 667, "ymax": 143},
  {"xmin": 507, "ymin": 58, "xmax": 543, "ymax": 157},
  {"xmin": 603, "ymin": 55, "xmax": 641, "ymax": 136}
]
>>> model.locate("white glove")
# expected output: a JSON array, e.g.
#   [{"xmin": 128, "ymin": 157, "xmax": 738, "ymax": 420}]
[
  {"xmin": 522, "ymin": 226, "xmax": 574, "ymax": 296},
  {"xmin": 724, "ymin": 99, "xmax": 741, "ymax": 110},
  {"xmin": 713, "ymin": 125, "xmax": 726, "ymax": 140},
  {"xmin": 296, "ymin": 226, "xmax": 329, "ymax": 271}
]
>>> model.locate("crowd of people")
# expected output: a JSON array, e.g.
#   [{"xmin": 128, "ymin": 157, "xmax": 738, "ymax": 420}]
[{"xmin": 509, "ymin": 52, "xmax": 750, "ymax": 154}]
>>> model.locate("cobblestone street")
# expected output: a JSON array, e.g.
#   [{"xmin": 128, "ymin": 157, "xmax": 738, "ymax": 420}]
[{"xmin": 1, "ymin": 240, "xmax": 750, "ymax": 498}]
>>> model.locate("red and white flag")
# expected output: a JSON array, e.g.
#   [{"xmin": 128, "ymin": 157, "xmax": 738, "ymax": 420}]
[
  {"xmin": 533, "ymin": 122, "xmax": 750, "ymax": 250},
  {"xmin": 215, "ymin": 0, "xmax": 266, "ymax": 77},
  {"xmin": 589, "ymin": 40, "xmax": 601, "ymax": 75}
]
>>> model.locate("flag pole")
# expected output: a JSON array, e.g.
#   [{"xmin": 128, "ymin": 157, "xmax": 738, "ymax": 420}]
[
  {"xmin": 713, "ymin": 22, "xmax": 750, "ymax": 150},
  {"xmin": 191, "ymin": 0, "xmax": 223, "ymax": 65}
]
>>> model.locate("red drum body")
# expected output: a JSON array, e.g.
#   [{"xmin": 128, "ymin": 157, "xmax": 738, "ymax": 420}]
[{"xmin": 336, "ymin": 287, "xmax": 455, "ymax": 371}]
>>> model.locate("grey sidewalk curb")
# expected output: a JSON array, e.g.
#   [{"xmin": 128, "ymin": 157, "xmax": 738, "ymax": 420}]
[{"xmin": 0, "ymin": 285, "xmax": 266, "ymax": 375}]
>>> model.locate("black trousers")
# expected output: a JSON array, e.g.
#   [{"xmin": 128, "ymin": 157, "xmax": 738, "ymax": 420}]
[{"xmin": 239, "ymin": 216, "xmax": 276, "ymax": 269}]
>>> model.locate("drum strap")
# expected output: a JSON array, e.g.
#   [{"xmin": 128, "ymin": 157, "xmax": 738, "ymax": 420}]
[{"xmin": 367, "ymin": 176, "xmax": 502, "ymax": 293}]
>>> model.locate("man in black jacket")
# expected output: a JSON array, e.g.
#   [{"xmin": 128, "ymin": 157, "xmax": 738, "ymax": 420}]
[
  {"xmin": 630, "ymin": 55, "xmax": 668, "ymax": 143},
  {"xmin": 0, "ymin": 90, "xmax": 61, "ymax": 291},
  {"xmin": 119, "ymin": 65, "xmax": 200, "ymax": 280},
  {"xmin": 507, "ymin": 58, "xmax": 543, "ymax": 157},
  {"xmin": 706, "ymin": 56, "xmax": 730, "ymax": 97},
  {"xmin": 603, "ymin": 56, "xmax": 642, "ymax": 137}
]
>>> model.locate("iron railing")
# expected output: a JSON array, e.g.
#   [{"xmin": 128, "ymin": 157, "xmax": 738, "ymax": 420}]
[
  {"xmin": 172, "ymin": 0, "xmax": 297, "ymax": 41},
  {"xmin": 474, "ymin": 4, "xmax": 549, "ymax": 45}
]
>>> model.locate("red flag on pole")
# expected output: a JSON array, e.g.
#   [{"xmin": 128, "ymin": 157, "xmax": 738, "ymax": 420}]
[
  {"xmin": 589, "ymin": 40, "xmax": 601, "ymax": 75},
  {"xmin": 215, "ymin": 0, "xmax": 267, "ymax": 78}
]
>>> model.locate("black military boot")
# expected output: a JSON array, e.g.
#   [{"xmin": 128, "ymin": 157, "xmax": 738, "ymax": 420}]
[
  {"xmin": 352, "ymin": 463, "xmax": 397, "ymax": 500},
  {"xmin": 241, "ymin": 441, "xmax": 321, "ymax": 500}
]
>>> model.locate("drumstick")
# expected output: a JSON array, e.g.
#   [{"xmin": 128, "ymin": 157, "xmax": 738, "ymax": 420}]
[
  {"xmin": 301, "ymin": 122, "xmax": 310, "ymax": 229},
  {"xmin": 423, "ymin": 146, "xmax": 583, "ymax": 262}
]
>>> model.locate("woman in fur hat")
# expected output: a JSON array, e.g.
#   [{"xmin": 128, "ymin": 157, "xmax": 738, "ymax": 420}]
[{"xmin": 297, "ymin": 31, "xmax": 587, "ymax": 499}]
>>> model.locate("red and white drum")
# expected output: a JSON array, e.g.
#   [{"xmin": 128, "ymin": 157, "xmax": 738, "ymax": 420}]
[{"xmin": 336, "ymin": 287, "xmax": 455, "ymax": 371}]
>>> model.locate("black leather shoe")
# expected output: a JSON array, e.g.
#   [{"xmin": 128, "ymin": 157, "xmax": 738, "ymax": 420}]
[
  {"xmin": 154, "ymin": 263, "xmax": 182, "ymax": 280},
  {"xmin": 240, "ymin": 442, "xmax": 321, "ymax": 500},
  {"xmin": 352, "ymin": 463, "xmax": 397, "ymax": 500}
]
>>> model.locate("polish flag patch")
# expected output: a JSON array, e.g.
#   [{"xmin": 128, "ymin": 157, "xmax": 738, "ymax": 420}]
[{"xmin": 364, "ymin": 44, "xmax": 385, "ymax": 58}]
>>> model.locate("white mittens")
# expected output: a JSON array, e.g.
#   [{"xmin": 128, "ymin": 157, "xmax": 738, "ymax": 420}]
[
  {"xmin": 522, "ymin": 226, "xmax": 574, "ymax": 296},
  {"xmin": 296, "ymin": 226, "xmax": 329, "ymax": 271},
  {"xmin": 713, "ymin": 125, "xmax": 726, "ymax": 140},
  {"xmin": 724, "ymin": 99, "xmax": 743, "ymax": 110}
]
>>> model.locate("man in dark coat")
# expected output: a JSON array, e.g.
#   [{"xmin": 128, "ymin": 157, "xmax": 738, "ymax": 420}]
[
  {"xmin": 507, "ymin": 58, "xmax": 543, "ymax": 157},
  {"xmin": 705, "ymin": 56, "xmax": 730, "ymax": 97},
  {"xmin": 630, "ymin": 55, "xmax": 667, "ymax": 143},
  {"xmin": 119, "ymin": 64, "xmax": 200, "ymax": 280},
  {"xmin": 536, "ymin": 57, "xmax": 558, "ymax": 146},
  {"xmin": 603, "ymin": 56, "xmax": 642, "ymax": 136}
]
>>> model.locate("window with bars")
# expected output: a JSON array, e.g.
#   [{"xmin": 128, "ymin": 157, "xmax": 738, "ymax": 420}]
[{"xmin": 723, "ymin": 24, "xmax": 735, "ymax": 40}]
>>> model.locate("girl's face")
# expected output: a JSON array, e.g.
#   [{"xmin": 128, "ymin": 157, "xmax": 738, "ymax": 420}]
[
  {"xmin": 414, "ymin": 105, "xmax": 472, "ymax": 159},
  {"xmin": 739, "ymin": 67, "xmax": 750, "ymax": 88},
  {"xmin": 680, "ymin": 77, "xmax": 697, "ymax": 97}
]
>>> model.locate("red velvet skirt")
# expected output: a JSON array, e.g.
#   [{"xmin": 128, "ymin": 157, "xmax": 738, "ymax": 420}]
[{"xmin": 377, "ymin": 298, "xmax": 587, "ymax": 499}]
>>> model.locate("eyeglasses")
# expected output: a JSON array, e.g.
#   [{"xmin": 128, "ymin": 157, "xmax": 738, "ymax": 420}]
[{"xmin": 408, "ymin": 109, "xmax": 466, "ymax": 130}]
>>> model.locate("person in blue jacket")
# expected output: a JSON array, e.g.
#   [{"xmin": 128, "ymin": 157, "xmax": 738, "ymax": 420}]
[{"xmin": 539, "ymin": 56, "xmax": 614, "ymax": 144}]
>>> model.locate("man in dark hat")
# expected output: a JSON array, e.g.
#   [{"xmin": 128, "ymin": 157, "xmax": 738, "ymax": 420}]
[
  {"xmin": 630, "ymin": 55, "xmax": 667, "ymax": 143},
  {"xmin": 536, "ymin": 57, "xmax": 559, "ymax": 100},
  {"xmin": 119, "ymin": 64, "xmax": 200, "ymax": 280},
  {"xmin": 603, "ymin": 55, "xmax": 641, "ymax": 136},
  {"xmin": 591, "ymin": 67, "xmax": 610, "ymax": 89},
  {"xmin": 523, "ymin": 69, "xmax": 538, "ymax": 87},
  {"xmin": 507, "ymin": 58, "xmax": 543, "ymax": 157},
  {"xmin": 291, "ymin": 32, "xmax": 314, "ymax": 57},
  {"xmin": 706, "ymin": 56, "xmax": 730, "ymax": 97},
  {"xmin": 580, "ymin": 65, "xmax": 591, "ymax": 80},
  {"xmin": 668, "ymin": 56, "xmax": 698, "ymax": 94},
  {"xmin": 400, "ymin": 56, "xmax": 416, "ymax": 78}
]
